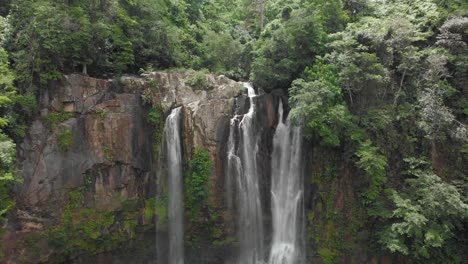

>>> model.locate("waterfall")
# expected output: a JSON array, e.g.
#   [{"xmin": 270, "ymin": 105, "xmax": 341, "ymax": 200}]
[
  {"xmin": 226, "ymin": 83, "xmax": 265, "ymax": 264},
  {"xmin": 165, "ymin": 107, "xmax": 184, "ymax": 264},
  {"xmin": 268, "ymin": 101, "xmax": 304, "ymax": 264}
]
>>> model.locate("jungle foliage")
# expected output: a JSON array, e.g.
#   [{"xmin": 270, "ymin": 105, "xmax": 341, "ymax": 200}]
[{"xmin": 0, "ymin": 0, "xmax": 466, "ymax": 262}]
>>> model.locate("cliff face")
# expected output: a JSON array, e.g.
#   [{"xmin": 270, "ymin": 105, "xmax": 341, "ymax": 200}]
[
  {"xmin": 3, "ymin": 74, "xmax": 156, "ymax": 263},
  {"xmin": 2, "ymin": 72, "xmax": 252, "ymax": 263},
  {"xmin": 2, "ymin": 72, "xmax": 385, "ymax": 264},
  {"xmin": 18, "ymin": 75, "xmax": 153, "ymax": 211}
]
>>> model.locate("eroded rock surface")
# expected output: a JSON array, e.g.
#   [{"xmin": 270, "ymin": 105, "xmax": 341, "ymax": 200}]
[{"xmin": 3, "ymin": 72, "xmax": 247, "ymax": 263}]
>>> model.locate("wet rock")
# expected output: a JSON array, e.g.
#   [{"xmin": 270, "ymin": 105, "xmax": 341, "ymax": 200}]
[{"xmin": 4, "ymin": 72, "xmax": 245, "ymax": 263}]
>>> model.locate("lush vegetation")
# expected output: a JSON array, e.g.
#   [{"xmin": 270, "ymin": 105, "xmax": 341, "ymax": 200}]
[
  {"xmin": 0, "ymin": 9, "xmax": 20, "ymax": 246},
  {"xmin": 42, "ymin": 112, "xmax": 74, "ymax": 131},
  {"xmin": 286, "ymin": 0, "xmax": 468, "ymax": 262},
  {"xmin": 185, "ymin": 147, "xmax": 212, "ymax": 222},
  {"xmin": 0, "ymin": 134, "xmax": 16, "ymax": 236},
  {"xmin": 0, "ymin": 0, "xmax": 467, "ymax": 262}
]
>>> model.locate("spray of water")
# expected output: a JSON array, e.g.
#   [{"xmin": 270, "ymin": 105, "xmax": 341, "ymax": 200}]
[
  {"xmin": 165, "ymin": 107, "xmax": 184, "ymax": 264},
  {"xmin": 268, "ymin": 101, "xmax": 304, "ymax": 264},
  {"xmin": 226, "ymin": 83, "xmax": 265, "ymax": 264}
]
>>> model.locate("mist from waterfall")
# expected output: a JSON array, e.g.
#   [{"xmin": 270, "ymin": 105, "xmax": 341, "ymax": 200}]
[
  {"xmin": 268, "ymin": 101, "xmax": 304, "ymax": 264},
  {"xmin": 165, "ymin": 107, "xmax": 184, "ymax": 264},
  {"xmin": 226, "ymin": 83, "xmax": 265, "ymax": 264}
]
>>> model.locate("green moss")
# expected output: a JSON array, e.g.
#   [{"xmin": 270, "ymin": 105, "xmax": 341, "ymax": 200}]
[
  {"xmin": 44, "ymin": 188, "xmax": 154, "ymax": 259},
  {"xmin": 318, "ymin": 247, "xmax": 338, "ymax": 264},
  {"xmin": 122, "ymin": 199, "xmax": 141, "ymax": 236},
  {"xmin": 48, "ymin": 210, "xmax": 123, "ymax": 255},
  {"xmin": 308, "ymin": 184, "xmax": 342, "ymax": 263},
  {"xmin": 90, "ymin": 108, "xmax": 107, "ymax": 118},
  {"xmin": 68, "ymin": 187, "xmax": 85, "ymax": 210},
  {"xmin": 103, "ymin": 145, "xmax": 114, "ymax": 161},
  {"xmin": 212, "ymin": 235, "xmax": 235, "ymax": 247},
  {"xmin": 143, "ymin": 197, "xmax": 156, "ymax": 223},
  {"xmin": 154, "ymin": 196, "xmax": 168, "ymax": 228},
  {"xmin": 308, "ymin": 161, "xmax": 365, "ymax": 264},
  {"xmin": 182, "ymin": 148, "xmax": 231, "ymax": 248},
  {"xmin": 57, "ymin": 127, "xmax": 73, "ymax": 152},
  {"xmin": 43, "ymin": 112, "xmax": 73, "ymax": 131},
  {"xmin": 84, "ymin": 173, "xmax": 93, "ymax": 186},
  {"xmin": 23, "ymin": 233, "xmax": 43, "ymax": 257},
  {"xmin": 185, "ymin": 147, "xmax": 212, "ymax": 222},
  {"xmin": 210, "ymin": 210, "xmax": 235, "ymax": 246},
  {"xmin": 121, "ymin": 199, "xmax": 139, "ymax": 212},
  {"xmin": 147, "ymin": 106, "xmax": 164, "ymax": 159}
]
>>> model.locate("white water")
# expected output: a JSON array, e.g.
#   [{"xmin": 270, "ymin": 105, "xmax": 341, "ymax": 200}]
[
  {"xmin": 226, "ymin": 83, "xmax": 265, "ymax": 264},
  {"xmin": 165, "ymin": 107, "xmax": 184, "ymax": 264},
  {"xmin": 268, "ymin": 101, "xmax": 304, "ymax": 264}
]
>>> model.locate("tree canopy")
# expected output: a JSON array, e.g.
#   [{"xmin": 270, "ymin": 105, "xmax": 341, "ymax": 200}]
[{"xmin": 0, "ymin": 0, "xmax": 467, "ymax": 262}]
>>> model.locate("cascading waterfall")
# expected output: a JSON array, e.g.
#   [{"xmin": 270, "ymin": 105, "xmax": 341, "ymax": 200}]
[
  {"xmin": 268, "ymin": 101, "xmax": 304, "ymax": 264},
  {"xmin": 165, "ymin": 107, "xmax": 184, "ymax": 264},
  {"xmin": 226, "ymin": 83, "xmax": 265, "ymax": 264}
]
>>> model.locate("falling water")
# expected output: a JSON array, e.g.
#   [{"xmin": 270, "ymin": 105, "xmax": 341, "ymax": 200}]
[
  {"xmin": 268, "ymin": 101, "xmax": 304, "ymax": 264},
  {"xmin": 165, "ymin": 107, "xmax": 184, "ymax": 264},
  {"xmin": 226, "ymin": 83, "xmax": 265, "ymax": 264}
]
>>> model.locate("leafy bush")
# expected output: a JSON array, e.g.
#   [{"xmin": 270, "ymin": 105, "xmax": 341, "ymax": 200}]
[
  {"xmin": 0, "ymin": 133, "xmax": 16, "ymax": 235},
  {"xmin": 251, "ymin": 6, "xmax": 327, "ymax": 91},
  {"xmin": 355, "ymin": 140, "xmax": 388, "ymax": 204},
  {"xmin": 185, "ymin": 147, "xmax": 212, "ymax": 222},
  {"xmin": 91, "ymin": 108, "xmax": 106, "ymax": 119},
  {"xmin": 147, "ymin": 107, "xmax": 162, "ymax": 126},
  {"xmin": 289, "ymin": 62, "xmax": 350, "ymax": 146},
  {"xmin": 185, "ymin": 70, "xmax": 212, "ymax": 90},
  {"xmin": 57, "ymin": 127, "xmax": 73, "ymax": 152},
  {"xmin": 380, "ymin": 158, "xmax": 468, "ymax": 259},
  {"xmin": 43, "ymin": 112, "xmax": 73, "ymax": 131}
]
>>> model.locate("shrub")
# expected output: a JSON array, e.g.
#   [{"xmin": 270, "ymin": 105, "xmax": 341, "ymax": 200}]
[
  {"xmin": 185, "ymin": 147, "xmax": 212, "ymax": 222},
  {"xmin": 185, "ymin": 71, "xmax": 212, "ymax": 90},
  {"xmin": 57, "ymin": 127, "xmax": 73, "ymax": 152},
  {"xmin": 43, "ymin": 112, "xmax": 73, "ymax": 131}
]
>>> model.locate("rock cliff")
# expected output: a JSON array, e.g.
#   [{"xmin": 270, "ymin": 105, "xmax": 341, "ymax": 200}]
[
  {"xmin": 2, "ymin": 72, "xmax": 256, "ymax": 263},
  {"xmin": 1, "ymin": 71, "xmax": 384, "ymax": 264}
]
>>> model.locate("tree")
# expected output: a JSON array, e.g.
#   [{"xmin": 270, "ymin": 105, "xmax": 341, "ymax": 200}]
[
  {"xmin": 0, "ymin": 133, "xmax": 16, "ymax": 231},
  {"xmin": 0, "ymin": 23, "xmax": 18, "ymax": 236},
  {"xmin": 251, "ymin": 5, "xmax": 327, "ymax": 90},
  {"xmin": 380, "ymin": 158, "xmax": 468, "ymax": 260},
  {"xmin": 289, "ymin": 62, "xmax": 348, "ymax": 146},
  {"xmin": 200, "ymin": 30, "xmax": 243, "ymax": 76},
  {"xmin": 417, "ymin": 48, "xmax": 467, "ymax": 142}
]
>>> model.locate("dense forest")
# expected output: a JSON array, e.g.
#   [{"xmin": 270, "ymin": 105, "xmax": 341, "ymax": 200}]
[{"xmin": 1, "ymin": 0, "xmax": 467, "ymax": 263}]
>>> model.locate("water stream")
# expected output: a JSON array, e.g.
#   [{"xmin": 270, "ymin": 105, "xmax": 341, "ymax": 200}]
[
  {"xmin": 165, "ymin": 107, "xmax": 184, "ymax": 264},
  {"xmin": 268, "ymin": 101, "xmax": 304, "ymax": 264},
  {"xmin": 226, "ymin": 83, "xmax": 265, "ymax": 264}
]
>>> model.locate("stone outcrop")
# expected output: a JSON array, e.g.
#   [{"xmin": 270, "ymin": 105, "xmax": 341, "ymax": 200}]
[
  {"xmin": 17, "ymin": 75, "xmax": 153, "ymax": 212},
  {"xmin": 3, "ymin": 72, "xmax": 248, "ymax": 263}
]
